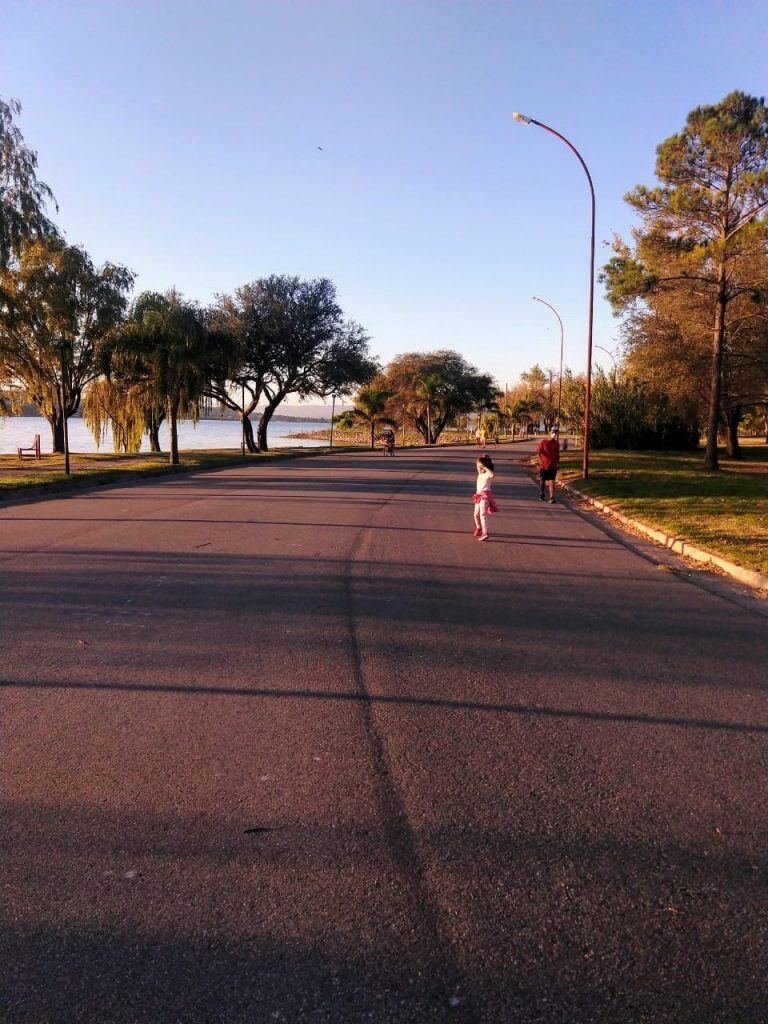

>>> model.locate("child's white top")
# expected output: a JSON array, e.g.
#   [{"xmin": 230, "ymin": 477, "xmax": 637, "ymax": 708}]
[{"xmin": 476, "ymin": 468, "xmax": 493, "ymax": 493}]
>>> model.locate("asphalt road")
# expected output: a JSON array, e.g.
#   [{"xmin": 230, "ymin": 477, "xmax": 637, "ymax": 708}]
[{"xmin": 2, "ymin": 444, "xmax": 766, "ymax": 1024}]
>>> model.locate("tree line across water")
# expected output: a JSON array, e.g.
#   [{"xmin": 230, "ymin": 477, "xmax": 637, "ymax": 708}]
[{"xmin": 2, "ymin": 91, "xmax": 768, "ymax": 470}]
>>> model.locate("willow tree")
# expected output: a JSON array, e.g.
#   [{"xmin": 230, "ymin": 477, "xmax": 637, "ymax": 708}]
[
  {"xmin": 103, "ymin": 292, "xmax": 211, "ymax": 465},
  {"xmin": 0, "ymin": 237, "xmax": 134, "ymax": 450},
  {"xmin": 82, "ymin": 378, "xmax": 159, "ymax": 454},
  {"xmin": 603, "ymin": 92, "xmax": 768, "ymax": 470},
  {"xmin": 1, "ymin": 97, "xmax": 58, "ymax": 269}
]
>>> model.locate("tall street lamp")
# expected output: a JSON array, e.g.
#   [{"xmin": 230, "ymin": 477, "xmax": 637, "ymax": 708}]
[
  {"xmin": 512, "ymin": 112, "xmax": 596, "ymax": 479},
  {"xmin": 532, "ymin": 295, "xmax": 564, "ymax": 427}
]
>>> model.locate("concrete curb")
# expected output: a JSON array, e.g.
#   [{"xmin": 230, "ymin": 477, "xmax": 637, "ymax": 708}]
[{"xmin": 562, "ymin": 481, "xmax": 768, "ymax": 593}]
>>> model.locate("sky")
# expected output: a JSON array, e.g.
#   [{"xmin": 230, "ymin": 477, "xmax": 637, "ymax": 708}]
[{"xmin": 3, "ymin": 0, "xmax": 767, "ymax": 399}]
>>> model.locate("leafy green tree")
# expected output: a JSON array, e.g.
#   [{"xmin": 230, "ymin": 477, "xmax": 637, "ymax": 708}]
[
  {"xmin": 204, "ymin": 284, "xmax": 272, "ymax": 452},
  {"xmin": 0, "ymin": 237, "xmax": 134, "ymax": 450},
  {"xmin": 381, "ymin": 350, "xmax": 498, "ymax": 445},
  {"xmin": 0, "ymin": 97, "xmax": 58, "ymax": 269},
  {"xmin": 103, "ymin": 291, "xmax": 213, "ymax": 465},
  {"xmin": 603, "ymin": 91, "xmax": 768, "ymax": 470},
  {"xmin": 206, "ymin": 276, "xmax": 376, "ymax": 451},
  {"xmin": 333, "ymin": 409, "xmax": 357, "ymax": 430},
  {"xmin": 518, "ymin": 364, "xmax": 559, "ymax": 429}
]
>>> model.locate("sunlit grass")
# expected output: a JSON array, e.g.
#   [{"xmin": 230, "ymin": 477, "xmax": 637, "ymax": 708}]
[
  {"xmin": 559, "ymin": 445, "xmax": 768, "ymax": 574},
  {"xmin": 0, "ymin": 446, "xmax": 359, "ymax": 497}
]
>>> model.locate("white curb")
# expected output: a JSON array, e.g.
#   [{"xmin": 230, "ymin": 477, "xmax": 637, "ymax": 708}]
[{"xmin": 563, "ymin": 482, "xmax": 768, "ymax": 593}]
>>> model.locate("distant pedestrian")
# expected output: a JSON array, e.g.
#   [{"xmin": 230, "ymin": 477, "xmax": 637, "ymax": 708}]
[
  {"xmin": 473, "ymin": 454, "xmax": 498, "ymax": 541},
  {"xmin": 537, "ymin": 426, "xmax": 560, "ymax": 503},
  {"xmin": 476, "ymin": 426, "xmax": 486, "ymax": 448}
]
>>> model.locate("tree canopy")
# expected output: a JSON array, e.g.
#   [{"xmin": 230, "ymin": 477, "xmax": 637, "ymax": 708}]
[
  {"xmin": 206, "ymin": 275, "xmax": 377, "ymax": 451},
  {"xmin": 378, "ymin": 350, "xmax": 498, "ymax": 445},
  {"xmin": 101, "ymin": 291, "xmax": 221, "ymax": 465},
  {"xmin": 603, "ymin": 91, "xmax": 768, "ymax": 468},
  {"xmin": 0, "ymin": 237, "xmax": 134, "ymax": 451},
  {"xmin": 0, "ymin": 97, "xmax": 58, "ymax": 269}
]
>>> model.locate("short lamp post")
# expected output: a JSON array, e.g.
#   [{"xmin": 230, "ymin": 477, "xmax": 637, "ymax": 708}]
[
  {"xmin": 512, "ymin": 112, "xmax": 595, "ymax": 479},
  {"xmin": 532, "ymin": 295, "xmax": 564, "ymax": 427},
  {"xmin": 330, "ymin": 393, "xmax": 336, "ymax": 448}
]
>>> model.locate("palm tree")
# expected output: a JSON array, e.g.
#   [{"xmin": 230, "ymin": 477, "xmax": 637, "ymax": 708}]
[
  {"xmin": 352, "ymin": 384, "xmax": 394, "ymax": 449},
  {"xmin": 416, "ymin": 373, "xmax": 444, "ymax": 445}
]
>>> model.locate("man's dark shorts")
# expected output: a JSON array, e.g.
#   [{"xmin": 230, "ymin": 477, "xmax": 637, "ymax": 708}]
[{"xmin": 539, "ymin": 468, "xmax": 557, "ymax": 481}]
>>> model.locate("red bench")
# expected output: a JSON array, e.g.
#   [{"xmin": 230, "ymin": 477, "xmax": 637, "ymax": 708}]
[{"xmin": 17, "ymin": 434, "xmax": 42, "ymax": 460}]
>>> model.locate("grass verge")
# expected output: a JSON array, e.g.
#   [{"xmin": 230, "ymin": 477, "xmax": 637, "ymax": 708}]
[
  {"xmin": 556, "ymin": 444, "xmax": 768, "ymax": 574},
  {"xmin": 0, "ymin": 447, "xmax": 362, "ymax": 501}
]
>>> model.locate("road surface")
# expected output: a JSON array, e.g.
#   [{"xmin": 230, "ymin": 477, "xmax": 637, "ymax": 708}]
[{"xmin": 2, "ymin": 445, "xmax": 766, "ymax": 1023}]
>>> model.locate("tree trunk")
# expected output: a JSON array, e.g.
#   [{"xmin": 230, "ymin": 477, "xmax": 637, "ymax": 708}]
[
  {"xmin": 370, "ymin": 421, "xmax": 375, "ymax": 450},
  {"xmin": 704, "ymin": 269, "xmax": 728, "ymax": 471},
  {"xmin": 257, "ymin": 400, "xmax": 281, "ymax": 452},
  {"xmin": 763, "ymin": 413, "xmax": 768, "ymax": 445},
  {"xmin": 725, "ymin": 406, "xmax": 742, "ymax": 459},
  {"xmin": 47, "ymin": 410, "xmax": 65, "ymax": 454},
  {"xmin": 412, "ymin": 416, "xmax": 429, "ymax": 444},
  {"xmin": 242, "ymin": 414, "xmax": 257, "ymax": 453},
  {"xmin": 168, "ymin": 399, "xmax": 179, "ymax": 465},
  {"xmin": 148, "ymin": 421, "xmax": 161, "ymax": 452}
]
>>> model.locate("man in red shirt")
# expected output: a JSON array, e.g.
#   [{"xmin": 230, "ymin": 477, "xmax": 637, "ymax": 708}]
[{"xmin": 537, "ymin": 426, "xmax": 560, "ymax": 503}]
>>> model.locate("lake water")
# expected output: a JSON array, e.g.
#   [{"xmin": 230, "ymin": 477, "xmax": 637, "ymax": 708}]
[{"xmin": 1, "ymin": 416, "xmax": 329, "ymax": 455}]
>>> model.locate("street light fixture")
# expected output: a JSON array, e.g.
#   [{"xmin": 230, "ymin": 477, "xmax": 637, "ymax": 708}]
[
  {"xmin": 595, "ymin": 344, "xmax": 617, "ymax": 372},
  {"xmin": 512, "ymin": 112, "xmax": 596, "ymax": 479},
  {"xmin": 532, "ymin": 295, "xmax": 564, "ymax": 427}
]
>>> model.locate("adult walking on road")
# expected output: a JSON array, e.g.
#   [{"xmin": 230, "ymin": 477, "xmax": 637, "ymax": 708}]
[
  {"xmin": 537, "ymin": 426, "xmax": 560, "ymax": 503},
  {"xmin": 473, "ymin": 454, "xmax": 497, "ymax": 540}
]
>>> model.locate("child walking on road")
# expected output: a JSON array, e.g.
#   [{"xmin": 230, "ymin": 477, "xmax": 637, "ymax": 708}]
[{"xmin": 473, "ymin": 455, "xmax": 498, "ymax": 541}]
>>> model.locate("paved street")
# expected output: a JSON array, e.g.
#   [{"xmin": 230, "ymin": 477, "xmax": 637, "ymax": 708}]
[{"xmin": 2, "ymin": 445, "xmax": 766, "ymax": 1024}]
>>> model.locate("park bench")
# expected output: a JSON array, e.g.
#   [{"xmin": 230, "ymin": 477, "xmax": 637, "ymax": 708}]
[{"xmin": 17, "ymin": 434, "xmax": 42, "ymax": 460}]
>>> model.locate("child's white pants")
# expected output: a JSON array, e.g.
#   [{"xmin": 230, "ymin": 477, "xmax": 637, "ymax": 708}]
[{"xmin": 474, "ymin": 495, "xmax": 489, "ymax": 534}]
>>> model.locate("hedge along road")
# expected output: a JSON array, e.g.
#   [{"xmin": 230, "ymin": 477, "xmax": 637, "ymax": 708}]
[{"xmin": 1, "ymin": 443, "xmax": 766, "ymax": 1024}]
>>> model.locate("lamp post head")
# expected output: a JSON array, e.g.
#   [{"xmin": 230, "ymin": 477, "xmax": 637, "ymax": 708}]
[{"xmin": 512, "ymin": 112, "xmax": 532, "ymax": 125}]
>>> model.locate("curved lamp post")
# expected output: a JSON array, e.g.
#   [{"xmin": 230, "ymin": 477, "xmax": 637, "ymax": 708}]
[
  {"xmin": 594, "ymin": 344, "xmax": 617, "ymax": 372},
  {"xmin": 512, "ymin": 112, "xmax": 595, "ymax": 479},
  {"xmin": 532, "ymin": 295, "xmax": 564, "ymax": 427}
]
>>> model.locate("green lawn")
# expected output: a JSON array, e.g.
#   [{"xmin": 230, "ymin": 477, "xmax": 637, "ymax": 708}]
[{"xmin": 558, "ymin": 443, "xmax": 768, "ymax": 574}]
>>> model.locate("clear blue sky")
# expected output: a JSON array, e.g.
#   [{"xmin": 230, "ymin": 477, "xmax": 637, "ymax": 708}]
[{"xmin": 3, "ymin": 0, "xmax": 767, "ymax": 389}]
